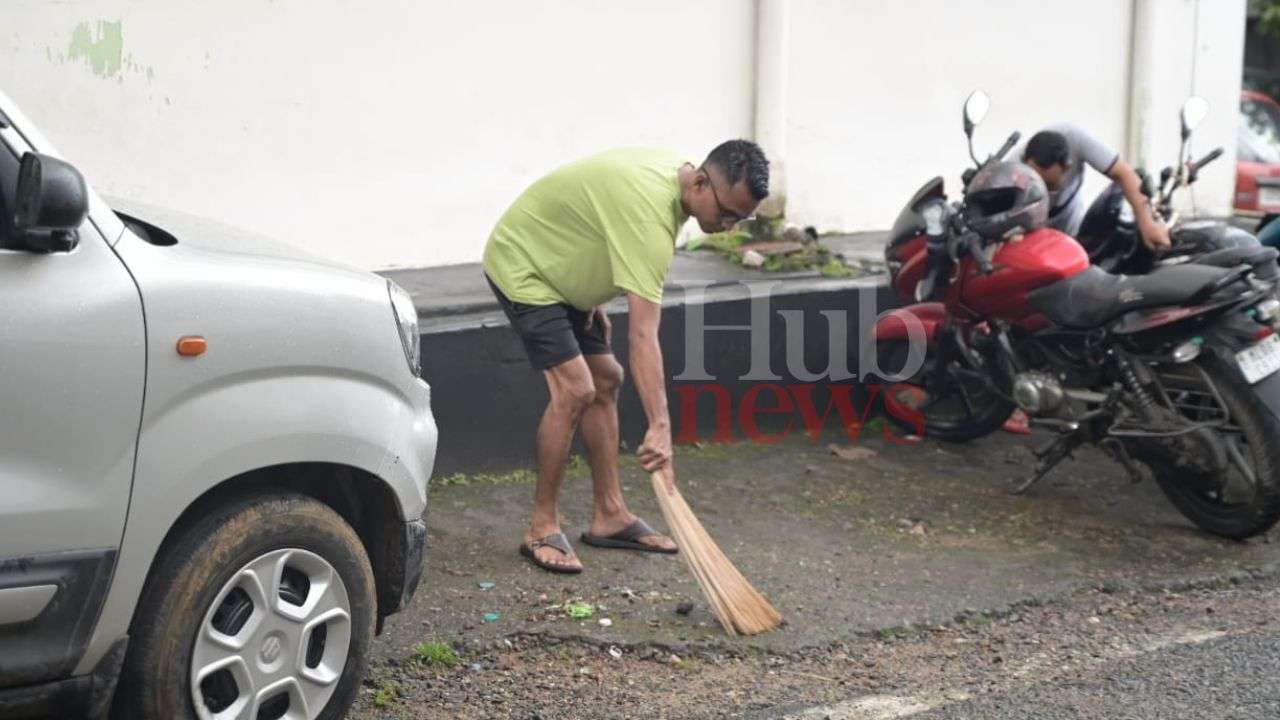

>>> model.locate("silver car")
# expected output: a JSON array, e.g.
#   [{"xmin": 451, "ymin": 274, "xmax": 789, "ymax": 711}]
[{"xmin": 0, "ymin": 90, "xmax": 437, "ymax": 720}]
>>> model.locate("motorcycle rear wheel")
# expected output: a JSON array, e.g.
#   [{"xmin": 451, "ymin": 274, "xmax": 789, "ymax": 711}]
[
  {"xmin": 1146, "ymin": 356, "xmax": 1280, "ymax": 540},
  {"xmin": 872, "ymin": 337, "xmax": 1015, "ymax": 442}
]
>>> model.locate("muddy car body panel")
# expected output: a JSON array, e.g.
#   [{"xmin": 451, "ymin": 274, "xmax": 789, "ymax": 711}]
[{"xmin": 0, "ymin": 88, "xmax": 436, "ymax": 718}]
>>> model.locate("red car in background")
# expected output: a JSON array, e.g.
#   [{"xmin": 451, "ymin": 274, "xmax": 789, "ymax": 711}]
[{"xmin": 1237, "ymin": 89, "xmax": 1280, "ymax": 225}]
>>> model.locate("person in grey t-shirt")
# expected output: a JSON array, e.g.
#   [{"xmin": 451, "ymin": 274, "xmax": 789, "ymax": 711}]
[{"xmin": 1016, "ymin": 123, "xmax": 1170, "ymax": 252}]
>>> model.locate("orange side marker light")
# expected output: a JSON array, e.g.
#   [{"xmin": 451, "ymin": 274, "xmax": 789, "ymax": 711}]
[{"xmin": 177, "ymin": 335, "xmax": 207, "ymax": 357}]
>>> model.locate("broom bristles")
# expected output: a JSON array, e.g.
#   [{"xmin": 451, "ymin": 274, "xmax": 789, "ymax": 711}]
[{"xmin": 651, "ymin": 471, "xmax": 783, "ymax": 636}]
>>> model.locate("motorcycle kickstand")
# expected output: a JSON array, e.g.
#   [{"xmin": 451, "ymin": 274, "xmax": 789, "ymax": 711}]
[
  {"xmin": 1010, "ymin": 431, "xmax": 1082, "ymax": 495},
  {"xmin": 1099, "ymin": 437, "xmax": 1147, "ymax": 484}
]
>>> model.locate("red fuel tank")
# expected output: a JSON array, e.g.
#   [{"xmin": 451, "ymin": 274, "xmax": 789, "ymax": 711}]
[{"xmin": 954, "ymin": 227, "xmax": 1090, "ymax": 323}]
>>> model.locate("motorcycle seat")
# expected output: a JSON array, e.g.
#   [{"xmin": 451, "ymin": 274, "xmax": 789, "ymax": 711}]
[
  {"xmin": 1028, "ymin": 264, "xmax": 1235, "ymax": 329},
  {"xmin": 1194, "ymin": 245, "xmax": 1280, "ymax": 281},
  {"xmin": 1173, "ymin": 222, "xmax": 1258, "ymax": 252}
]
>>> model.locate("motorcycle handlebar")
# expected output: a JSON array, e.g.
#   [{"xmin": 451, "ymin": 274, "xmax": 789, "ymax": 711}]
[
  {"xmin": 993, "ymin": 131, "xmax": 1021, "ymax": 162},
  {"xmin": 965, "ymin": 233, "xmax": 993, "ymax": 274},
  {"xmin": 1190, "ymin": 147, "xmax": 1224, "ymax": 175}
]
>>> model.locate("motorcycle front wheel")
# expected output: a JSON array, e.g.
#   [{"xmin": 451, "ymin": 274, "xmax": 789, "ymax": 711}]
[
  {"xmin": 1144, "ymin": 356, "xmax": 1280, "ymax": 540},
  {"xmin": 872, "ymin": 337, "xmax": 1015, "ymax": 442}
]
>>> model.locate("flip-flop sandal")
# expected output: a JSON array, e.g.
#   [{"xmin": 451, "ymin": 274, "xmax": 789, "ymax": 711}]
[
  {"xmin": 519, "ymin": 532, "xmax": 582, "ymax": 574},
  {"xmin": 580, "ymin": 518, "xmax": 678, "ymax": 554}
]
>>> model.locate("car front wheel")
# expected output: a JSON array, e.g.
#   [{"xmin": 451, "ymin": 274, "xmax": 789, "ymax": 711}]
[{"xmin": 111, "ymin": 493, "xmax": 375, "ymax": 720}]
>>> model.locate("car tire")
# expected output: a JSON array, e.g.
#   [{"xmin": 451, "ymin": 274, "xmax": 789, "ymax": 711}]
[{"xmin": 110, "ymin": 492, "xmax": 375, "ymax": 720}]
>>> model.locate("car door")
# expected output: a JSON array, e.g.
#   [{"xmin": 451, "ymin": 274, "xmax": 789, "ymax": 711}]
[{"xmin": 0, "ymin": 116, "xmax": 147, "ymax": 688}]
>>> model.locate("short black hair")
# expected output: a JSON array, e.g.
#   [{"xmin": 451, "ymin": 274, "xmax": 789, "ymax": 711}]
[
  {"xmin": 704, "ymin": 139, "xmax": 770, "ymax": 201},
  {"xmin": 1023, "ymin": 131, "xmax": 1070, "ymax": 168}
]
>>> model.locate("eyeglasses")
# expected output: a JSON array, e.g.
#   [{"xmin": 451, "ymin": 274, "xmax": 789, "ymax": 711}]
[{"xmin": 702, "ymin": 166, "xmax": 752, "ymax": 227}]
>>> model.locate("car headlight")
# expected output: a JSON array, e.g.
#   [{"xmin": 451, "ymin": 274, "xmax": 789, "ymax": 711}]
[{"xmin": 387, "ymin": 279, "xmax": 421, "ymax": 376}]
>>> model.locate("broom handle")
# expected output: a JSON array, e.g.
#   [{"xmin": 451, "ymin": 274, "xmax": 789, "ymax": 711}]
[{"xmin": 653, "ymin": 467, "xmax": 676, "ymax": 495}]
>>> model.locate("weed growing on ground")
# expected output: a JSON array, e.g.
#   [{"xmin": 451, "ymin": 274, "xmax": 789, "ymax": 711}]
[
  {"xmin": 877, "ymin": 625, "xmax": 924, "ymax": 641},
  {"xmin": 681, "ymin": 439, "xmax": 765, "ymax": 460},
  {"xmin": 671, "ymin": 656, "xmax": 701, "ymax": 672},
  {"xmin": 862, "ymin": 417, "xmax": 886, "ymax": 436},
  {"xmin": 434, "ymin": 454, "xmax": 588, "ymax": 488},
  {"xmin": 373, "ymin": 679, "xmax": 400, "ymax": 708},
  {"xmin": 412, "ymin": 641, "xmax": 460, "ymax": 667}
]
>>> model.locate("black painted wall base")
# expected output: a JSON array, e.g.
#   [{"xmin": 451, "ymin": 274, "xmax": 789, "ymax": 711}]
[{"xmin": 421, "ymin": 279, "xmax": 898, "ymax": 474}]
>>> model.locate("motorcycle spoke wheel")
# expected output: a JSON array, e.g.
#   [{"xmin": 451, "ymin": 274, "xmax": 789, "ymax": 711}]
[
  {"xmin": 1218, "ymin": 435, "xmax": 1259, "ymax": 506},
  {"xmin": 876, "ymin": 340, "xmax": 1014, "ymax": 441}
]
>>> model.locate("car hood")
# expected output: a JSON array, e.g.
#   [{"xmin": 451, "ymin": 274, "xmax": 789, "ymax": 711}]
[{"xmin": 105, "ymin": 196, "xmax": 360, "ymax": 273}]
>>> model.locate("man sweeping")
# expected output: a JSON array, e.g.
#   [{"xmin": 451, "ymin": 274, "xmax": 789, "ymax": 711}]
[{"xmin": 483, "ymin": 141, "xmax": 770, "ymax": 573}]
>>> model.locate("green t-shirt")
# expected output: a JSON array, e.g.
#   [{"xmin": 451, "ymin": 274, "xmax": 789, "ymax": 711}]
[{"xmin": 482, "ymin": 147, "xmax": 688, "ymax": 310}]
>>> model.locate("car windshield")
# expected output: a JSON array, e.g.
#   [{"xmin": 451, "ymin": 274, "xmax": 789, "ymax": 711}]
[{"xmin": 1240, "ymin": 97, "xmax": 1280, "ymax": 164}]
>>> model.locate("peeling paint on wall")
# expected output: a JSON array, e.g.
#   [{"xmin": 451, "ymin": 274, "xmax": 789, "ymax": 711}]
[{"xmin": 67, "ymin": 20, "xmax": 123, "ymax": 78}]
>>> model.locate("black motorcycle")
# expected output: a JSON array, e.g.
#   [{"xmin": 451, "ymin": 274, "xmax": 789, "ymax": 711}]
[{"xmin": 1078, "ymin": 97, "xmax": 1280, "ymax": 283}]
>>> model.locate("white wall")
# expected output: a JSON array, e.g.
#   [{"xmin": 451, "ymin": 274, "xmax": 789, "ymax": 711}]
[
  {"xmin": 0, "ymin": 1, "xmax": 1249, "ymax": 270},
  {"xmin": 1130, "ymin": 0, "xmax": 1246, "ymax": 217},
  {"xmin": 0, "ymin": 1, "xmax": 753, "ymax": 269},
  {"xmin": 785, "ymin": 0, "xmax": 1135, "ymax": 233}
]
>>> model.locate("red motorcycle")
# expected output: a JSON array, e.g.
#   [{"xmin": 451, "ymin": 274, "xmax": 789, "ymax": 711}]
[{"xmin": 871, "ymin": 91, "xmax": 1280, "ymax": 539}]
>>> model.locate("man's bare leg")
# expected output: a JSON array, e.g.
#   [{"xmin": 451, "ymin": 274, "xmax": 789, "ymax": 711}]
[
  {"xmin": 580, "ymin": 353, "xmax": 675, "ymax": 551},
  {"xmin": 526, "ymin": 356, "xmax": 595, "ymax": 571}
]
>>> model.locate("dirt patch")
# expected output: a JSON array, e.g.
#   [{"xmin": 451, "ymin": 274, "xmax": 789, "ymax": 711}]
[
  {"xmin": 352, "ymin": 571, "xmax": 1280, "ymax": 719},
  {"xmin": 376, "ymin": 429, "xmax": 1279, "ymax": 673}
]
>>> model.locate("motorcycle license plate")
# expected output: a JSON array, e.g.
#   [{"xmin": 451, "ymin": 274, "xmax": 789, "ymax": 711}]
[
  {"xmin": 1261, "ymin": 187, "xmax": 1280, "ymax": 209},
  {"xmin": 1236, "ymin": 334, "xmax": 1280, "ymax": 384}
]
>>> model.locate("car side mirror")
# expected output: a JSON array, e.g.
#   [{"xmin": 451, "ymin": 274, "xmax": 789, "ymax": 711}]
[
  {"xmin": 13, "ymin": 152, "xmax": 87, "ymax": 253},
  {"xmin": 1180, "ymin": 96, "xmax": 1209, "ymax": 140},
  {"xmin": 963, "ymin": 90, "xmax": 990, "ymax": 138}
]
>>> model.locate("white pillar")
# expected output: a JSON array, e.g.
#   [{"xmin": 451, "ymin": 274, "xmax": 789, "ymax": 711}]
[
  {"xmin": 1128, "ymin": 0, "xmax": 1246, "ymax": 214},
  {"xmin": 754, "ymin": 0, "xmax": 789, "ymax": 218},
  {"xmin": 1127, "ymin": 0, "xmax": 1159, "ymax": 170}
]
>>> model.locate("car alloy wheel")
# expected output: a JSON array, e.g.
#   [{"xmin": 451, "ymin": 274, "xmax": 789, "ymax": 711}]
[{"xmin": 190, "ymin": 548, "xmax": 352, "ymax": 720}]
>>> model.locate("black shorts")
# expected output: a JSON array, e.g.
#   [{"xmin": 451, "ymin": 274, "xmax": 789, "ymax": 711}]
[{"xmin": 486, "ymin": 275, "xmax": 611, "ymax": 370}]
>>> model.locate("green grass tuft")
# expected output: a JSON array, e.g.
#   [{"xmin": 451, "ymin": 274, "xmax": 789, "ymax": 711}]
[
  {"xmin": 372, "ymin": 680, "xmax": 400, "ymax": 708},
  {"xmin": 877, "ymin": 624, "xmax": 925, "ymax": 641},
  {"xmin": 412, "ymin": 641, "xmax": 460, "ymax": 667},
  {"xmin": 434, "ymin": 454, "xmax": 588, "ymax": 488},
  {"xmin": 672, "ymin": 656, "xmax": 701, "ymax": 672}
]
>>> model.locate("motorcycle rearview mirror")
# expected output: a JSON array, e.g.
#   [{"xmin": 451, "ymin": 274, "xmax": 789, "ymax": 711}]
[
  {"xmin": 963, "ymin": 90, "xmax": 990, "ymax": 165},
  {"xmin": 1180, "ymin": 96, "xmax": 1208, "ymax": 140},
  {"xmin": 963, "ymin": 90, "xmax": 990, "ymax": 136}
]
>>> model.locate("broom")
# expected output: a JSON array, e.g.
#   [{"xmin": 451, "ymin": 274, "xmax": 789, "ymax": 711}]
[{"xmin": 650, "ymin": 468, "xmax": 783, "ymax": 636}]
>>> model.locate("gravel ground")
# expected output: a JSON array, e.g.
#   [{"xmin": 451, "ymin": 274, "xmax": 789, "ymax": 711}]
[
  {"xmin": 346, "ymin": 430, "xmax": 1280, "ymax": 719},
  {"xmin": 375, "ymin": 431, "xmax": 1280, "ymax": 661},
  {"xmin": 352, "ymin": 574, "xmax": 1280, "ymax": 719}
]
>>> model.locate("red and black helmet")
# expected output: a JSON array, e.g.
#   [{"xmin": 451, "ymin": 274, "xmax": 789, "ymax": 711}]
[{"xmin": 963, "ymin": 161, "xmax": 1049, "ymax": 241}]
